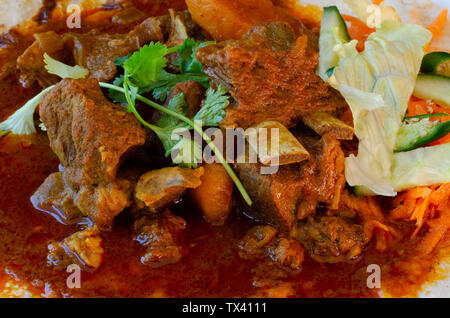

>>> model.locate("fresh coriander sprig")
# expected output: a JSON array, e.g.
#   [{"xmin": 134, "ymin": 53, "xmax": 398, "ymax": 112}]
[
  {"xmin": 110, "ymin": 38, "xmax": 212, "ymax": 103},
  {"xmin": 99, "ymin": 81, "xmax": 252, "ymax": 206}
]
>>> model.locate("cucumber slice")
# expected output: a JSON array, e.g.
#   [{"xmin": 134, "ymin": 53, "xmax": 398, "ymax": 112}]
[
  {"xmin": 317, "ymin": 6, "xmax": 351, "ymax": 81},
  {"xmin": 421, "ymin": 52, "xmax": 450, "ymax": 77},
  {"xmin": 395, "ymin": 119, "xmax": 450, "ymax": 152},
  {"xmin": 413, "ymin": 74, "xmax": 450, "ymax": 108}
]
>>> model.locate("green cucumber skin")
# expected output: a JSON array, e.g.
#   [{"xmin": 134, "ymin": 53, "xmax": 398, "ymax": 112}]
[
  {"xmin": 413, "ymin": 74, "xmax": 450, "ymax": 108},
  {"xmin": 404, "ymin": 112, "xmax": 449, "ymax": 120},
  {"xmin": 322, "ymin": 6, "xmax": 351, "ymax": 42},
  {"xmin": 421, "ymin": 51, "xmax": 450, "ymax": 76},
  {"xmin": 395, "ymin": 120, "xmax": 450, "ymax": 152},
  {"xmin": 317, "ymin": 6, "xmax": 350, "ymax": 81}
]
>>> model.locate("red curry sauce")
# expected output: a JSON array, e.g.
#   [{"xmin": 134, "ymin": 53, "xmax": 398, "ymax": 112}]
[{"xmin": 0, "ymin": 0, "xmax": 448, "ymax": 298}]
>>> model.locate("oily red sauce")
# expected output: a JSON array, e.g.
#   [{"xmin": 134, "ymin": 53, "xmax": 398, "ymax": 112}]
[{"xmin": 0, "ymin": 0, "xmax": 447, "ymax": 298}]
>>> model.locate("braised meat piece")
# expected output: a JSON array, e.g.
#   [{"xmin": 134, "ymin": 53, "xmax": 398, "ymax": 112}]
[
  {"xmin": 234, "ymin": 133, "xmax": 346, "ymax": 230},
  {"xmin": 297, "ymin": 133, "xmax": 346, "ymax": 211},
  {"xmin": 17, "ymin": 11, "xmax": 199, "ymax": 88},
  {"xmin": 133, "ymin": 210, "xmax": 186, "ymax": 267},
  {"xmin": 238, "ymin": 225, "xmax": 304, "ymax": 272},
  {"xmin": 31, "ymin": 171, "xmax": 84, "ymax": 222},
  {"xmin": 152, "ymin": 80, "xmax": 206, "ymax": 123},
  {"xmin": 292, "ymin": 215, "xmax": 365, "ymax": 263},
  {"xmin": 47, "ymin": 226, "xmax": 104, "ymax": 270},
  {"xmin": 238, "ymin": 225, "xmax": 278, "ymax": 256},
  {"xmin": 340, "ymin": 190, "xmax": 396, "ymax": 253},
  {"xmin": 134, "ymin": 167, "xmax": 204, "ymax": 213},
  {"xmin": 235, "ymin": 162, "xmax": 303, "ymax": 230},
  {"xmin": 18, "ymin": 16, "xmax": 166, "ymax": 87},
  {"xmin": 196, "ymin": 22, "xmax": 348, "ymax": 128},
  {"xmin": 16, "ymin": 31, "xmax": 73, "ymax": 87},
  {"xmin": 266, "ymin": 237, "xmax": 305, "ymax": 272},
  {"xmin": 32, "ymin": 79, "xmax": 146, "ymax": 229}
]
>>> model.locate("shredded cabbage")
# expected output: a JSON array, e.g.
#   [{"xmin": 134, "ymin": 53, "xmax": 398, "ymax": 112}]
[
  {"xmin": 328, "ymin": 20, "xmax": 432, "ymax": 195},
  {"xmin": 392, "ymin": 143, "xmax": 450, "ymax": 191}
]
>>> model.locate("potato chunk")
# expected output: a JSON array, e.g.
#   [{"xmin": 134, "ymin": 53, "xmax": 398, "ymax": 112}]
[
  {"xmin": 189, "ymin": 163, "xmax": 234, "ymax": 225},
  {"xmin": 185, "ymin": 0, "xmax": 305, "ymax": 41}
]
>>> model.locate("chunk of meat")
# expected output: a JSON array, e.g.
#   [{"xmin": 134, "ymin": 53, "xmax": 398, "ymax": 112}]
[
  {"xmin": 292, "ymin": 215, "xmax": 365, "ymax": 263},
  {"xmin": 165, "ymin": 9, "xmax": 189, "ymax": 48},
  {"xmin": 196, "ymin": 22, "xmax": 348, "ymax": 128},
  {"xmin": 168, "ymin": 80, "xmax": 205, "ymax": 117},
  {"xmin": 17, "ymin": 19, "xmax": 160, "ymax": 87},
  {"xmin": 40, "ymin": 78, "xmax": 146, "ymax": 187},
  {"xmin": 16, "ymin": 31, "xmax": 72, "ymax": 88},
  {"xmin": 133, "ymin": 210, "xmax": 186, "ymax": 267},
  {"xmin": 189, "ymin": 163, "xmax": 233, "ymax": 226},
  {"xmin": 134, "ymin": 167, "xmax": 204, "ymax": 212},
  {"xmin": 235, "ymin": 161, "xmax": 303, "ymax": 230},
  {"xmin": 17, "ymin": 11, "xmax": 199, "ymax": 88},
  {"xmin": 340, "ymin": 190, "xmax": 396, "ymax": 252},
  {"xmin": 186, "ymin": 0, "xmax": 315, "ymax": 43},
  {"xmin": 266, "ymin": 237, "xmax": 305, "ymax": 271},
  {"xmin": 33, "ymin": 78, "xmax": 146, "ymax": 229},
  {"xmin": 234, "ymin": 133, "xmax": 346, "ymax": 229},
  {"xmin": 238, "ymin": 225, "xmax": 304, "ymax": 271},
  {"xmin": 47, "ymin": 226, "xmax": 104, "ymax": 270},
  {"xmin": 238, "ymin": 225, "xmax": 278, "ymax": 256},
  {"xmin": 31, "ymin": 171, "xmax": 84, "ymax": 223},
  {"xmin": 153, "ymin": 80, "xmax": 205, "ymax": 123},
  {"xmin": 297, "ymin": 133, "xmax": 346, "ymax": 211}
]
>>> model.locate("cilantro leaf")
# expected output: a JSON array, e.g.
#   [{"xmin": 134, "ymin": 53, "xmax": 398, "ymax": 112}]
[
  {"xmin": 152, "ymin": 85, "xmax": 175, "ymax": 102},
  {"xmin": 151, "ymin": 72, "xmax": 210, "ymax": 101},
  {"xmin": 114, "ymin": 55, "xmax": 130, "ymax": 67},
  {"xmin": 108, "ymin": 75, "xmax": 126, "ymax": 103},
  {"xmin": 111, "ymin": 38, "xmax": 212, "ymax": 103},
  {"xmin": 123, "ymin": 42, "xmax": 168, "ymax": 87},
  {"xmin": 174, "ymin": 38, "xmax": 214, "ymax": 74},
  {"xmin": 157, "ymin": 93, "xmax": 188, "ymax": 129},
  {"xmin": 193, "ymin": 85, "xmax": 229, "ymax": 127}
]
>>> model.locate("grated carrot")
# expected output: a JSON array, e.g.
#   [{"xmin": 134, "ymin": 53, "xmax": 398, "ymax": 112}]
[
  {"xmin": 372, "ymin": 0, "xmax": 383, "ymax": 5},
  {"xmin": 342, "ymin": 15, "xmax": 375, "ymax": 51},
  {"xmin": 342, "ymin": 191, "xmax": 397, "ymax": 251},
  {"xmin": 404, "ymin": 186, "xmax": 432, "ymax": 200},
  {"xmin": 417, "ymin": 207, "xmax": 450, "ymax": 255},
  {"xmin": 427, "ymin": 8, "xmax": 448, "ymax": 38},
  {"xmin": 390, "ymin": 184, "xmax": 450, "ymax": 252}
]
